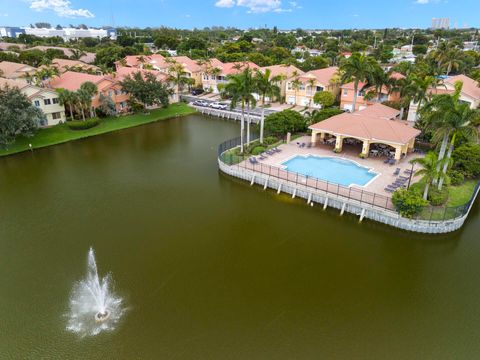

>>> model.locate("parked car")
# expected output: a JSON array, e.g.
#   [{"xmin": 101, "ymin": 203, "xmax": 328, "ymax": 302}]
[
  {"xmin": 191, "ymin": 88, "xmax": 204, "ymax": 96},
  {"xmin": 193, "ymin": 100, "xmax": 209, "ymax": 107},
  {"xmin": 210, "ymin": 102, "xmax": 229, "ymax": 110}
]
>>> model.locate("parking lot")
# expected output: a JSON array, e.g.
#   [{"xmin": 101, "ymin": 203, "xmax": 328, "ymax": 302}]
[{"xmin": 182, "ymin": 94, "xmax": 278, "ymax": 117}]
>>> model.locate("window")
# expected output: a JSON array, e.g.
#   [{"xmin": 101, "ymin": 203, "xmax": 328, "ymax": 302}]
[
  {"xmin": 358, "ymin": 90, "xmax": 365, "ymax": 97},
  {"xmin": 34, "ymin": 100, "xmax": 40, "ymax": 107},
  {"xmin": 52, "ymin": 112, "xmax": 62, "ymax": 120},
  {"xmin": 287, "ymin": 82, "xmax": 292, "ymax": 90},
  {"xmin": 44, "ymin": 99, "xmax": 51, "ymax": 105},
  {"xmin": 316, "ymin": 86, "xmax": 324, "ymax": 92},
  {"xmin": 343, "ymin": 90, "xmax": 348, "ymax": 96},
  {"xmin": 299, "ymin": 84, "xmax": 305, "ymax": 91},
  {"xmin": 52, "ymin": 98, "xmax": 59, "ymax": 104}
]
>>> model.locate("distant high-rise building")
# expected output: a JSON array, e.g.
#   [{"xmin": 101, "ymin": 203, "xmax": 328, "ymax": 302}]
[{"xmin": 431, "ymin": 18, "xmax": 450, "ymax": 30}]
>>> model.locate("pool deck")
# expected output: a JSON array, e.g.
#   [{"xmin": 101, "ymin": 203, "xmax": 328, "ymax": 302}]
[{"xmin": 247, "ymin": 136, "xmax": 422, "ymax": 196}]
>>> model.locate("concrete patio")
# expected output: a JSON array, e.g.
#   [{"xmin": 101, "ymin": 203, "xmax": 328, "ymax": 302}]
[{"xmin": 251, "ymin": 135, "xmax": 422, "ymax": 196}]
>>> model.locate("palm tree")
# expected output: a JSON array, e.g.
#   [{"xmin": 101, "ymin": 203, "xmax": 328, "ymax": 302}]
[
  {"xmin": 225, "ymin": 68, "xmax": 256, "ymax": 153},
  {"xmin": 167, "ymin": 62, "xmax": 190, "ymax": 101},
  {"xmin": 410, "ymin": 75, "xmax": 437, "ymax": 121},
  {"xmin": 340, "ymin": 53, "xmax": 377, "ymax": 112},
  {"xmin": 70, "ymin": 48, "xmax": 86, "ymax": 61},
  {"xmin": 77, "ymin": 82, "xmax": 98, "ymax": 119},
  {"xmin": 390, "ymin": 75, "xmax": 415, "ymax": 120},
  {"xmin": 307, "ymin": 78, "xmax": 317, "ymax": 107},
  {"xmin": 253, "ymin": 69, "xmax": 281, "ymax": 143},
  {"xmin": 437, "ymin": 102, "xmax": 478, "ymax": 189},
  {"xmin": 291, "ymin": 78, "xmax": 302, "ymax": 106},
  {"xmin": 443, "ymin": 48, "xmax": 463, "ymax": 76},
  {"xmin": 410, "ymin": 152, "xmax": 440, "ymax": 200},
  {"xmin": 57, "ymin": 89, "xmax": 75, "ymax": 120}
]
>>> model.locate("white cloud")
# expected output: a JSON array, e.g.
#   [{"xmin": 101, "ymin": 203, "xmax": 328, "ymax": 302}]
[
  {"xmin": 215, "ymin": 0, "xmax": 235, "ymax": 8},
  {"xmin": 27, "ymin": 0, "xmax": 95, "ymax": 18},
  {"xmin": 215, "ymin": 0, "xmax": 300, "ymax": 13},
  {"xmin": 414, "ymin": 0, "xmax": 441, "ymax": 4}
]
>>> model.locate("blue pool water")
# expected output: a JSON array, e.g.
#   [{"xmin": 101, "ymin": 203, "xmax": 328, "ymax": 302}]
[{"xmin": 282, "ymin": 155, "xmax": 378, "ymax": 187}]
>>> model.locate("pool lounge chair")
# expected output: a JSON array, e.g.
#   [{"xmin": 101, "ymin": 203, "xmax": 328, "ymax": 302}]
[
  {"xmin": 393, "ymin": 168, "xmax": 400, "ymax": 175},
  {"xmin": 249, "ymin": 157, "xmax": 258, "ymax": 165},
  {"xmin": 272, "ymin": 147, "xmax": 282, "ymax": 153},
  {"xmin": 259, "ymin": 153, "xmax": 267, "ymax": 160}
]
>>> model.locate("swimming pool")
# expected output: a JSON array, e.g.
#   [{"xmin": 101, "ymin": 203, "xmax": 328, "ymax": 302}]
[{"xmin": 282, "ymin": 155, "xmax": 378, "ymax": 187}]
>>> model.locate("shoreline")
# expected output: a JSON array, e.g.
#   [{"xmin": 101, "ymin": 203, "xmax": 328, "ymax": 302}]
[{"xmin": 0, "ymin": 103, "xmax": 196, "ymax": 158}]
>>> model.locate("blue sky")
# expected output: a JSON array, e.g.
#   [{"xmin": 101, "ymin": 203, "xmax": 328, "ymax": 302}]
[{"xmin": 0, "ymin": 0, "xmax": 478, "ymax": 29}]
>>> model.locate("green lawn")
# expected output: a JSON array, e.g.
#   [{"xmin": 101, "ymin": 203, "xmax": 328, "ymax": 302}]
[
  {"xmin": 446, "ymin": 180, "xmax": 478, "ymax": 207},
  {"xmin": 0, "ymin": 103, "xmax": 196, "ymax": 157}
]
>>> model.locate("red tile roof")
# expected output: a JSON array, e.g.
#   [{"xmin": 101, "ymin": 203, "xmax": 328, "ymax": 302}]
[
  {"xmin": 300, "ymin": 66, "xmax": 339, "ymax": 86},
  {"xmin": 115, "ymin": 66, "xmax": 168, "ymax": 82},
  {"xmin": 261, "ymin": 64, "xmax": 304, "ymax": 79},
  {"xmin": 446, "ymin": 74, "xmax": 480, "ymax": 100},
  {"xmin": 222, "ymin": 61, "xmax": 259, "ymax": 75},
  {"xmin": 309, "ymin": 104, "xmax": 419, "ymax": 145},
  {"xmin": 49, "ymin": 71, "xmax": 106, "ymax": 91}
]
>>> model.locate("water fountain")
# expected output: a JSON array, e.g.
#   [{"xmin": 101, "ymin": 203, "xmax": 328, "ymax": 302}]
[{"xmin": 67, "ymin": 248, "xmax": 125, "ymax": 337}]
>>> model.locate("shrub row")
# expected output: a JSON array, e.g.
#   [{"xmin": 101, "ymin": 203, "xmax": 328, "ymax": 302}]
[{"xmin": 67, "ymin": 119, "xmax": 100, "ymax": 130}]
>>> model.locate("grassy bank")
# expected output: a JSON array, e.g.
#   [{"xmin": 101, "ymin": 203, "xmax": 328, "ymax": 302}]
[{"xmin": 0, "ymin": 103, "xmax": 196, "ymax": 157}]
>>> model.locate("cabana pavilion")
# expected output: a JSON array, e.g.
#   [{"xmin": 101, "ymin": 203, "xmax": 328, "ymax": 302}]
[{"xmin": 309, "ymin": 104, "xmax": 421, "ymax": 161}]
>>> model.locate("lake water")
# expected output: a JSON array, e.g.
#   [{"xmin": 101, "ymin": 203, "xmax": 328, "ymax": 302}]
[{"xmin": 0, "ymin": 114, "xmax": 479, "ymax": 359}]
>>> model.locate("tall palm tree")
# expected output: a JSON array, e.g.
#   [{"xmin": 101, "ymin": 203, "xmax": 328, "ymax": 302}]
[
  {"xmin": 420, "ymin": 81, "xmax": 477, "ymax": 189},
  {"xmin": 410, "ymin": 152, "xmax": 440, "ymax": 200},
  {"xmin": 167, "ymin": 62, "xmax": 190, "ymax": 101},
  {"xmin": 307, "ymin": 78, "xmax": 316, "ymax": 106},
  {"xmin": 225, "ymin": 68, "xmax": 256, "ymax": 153},
  {"xmin": 410, "ymin": 75, "xmax": 437, "ymax": 121},
  {"xmin": 57, "ymin": 88, "xmax": 75, "ymax": 120},
  {"xmin": 340, "ymin": 52, "xmax": 377, "ymax": 112},
  {"xmin": 77, "ymin": 81, "xmax": 98, "ymax": 119},
  {"xmin": 253, "ymin": 69, "xmax": 281, "ymax": 143},
  {"xmin": 437, "ymin": 102, "xmax": 478, "ymax": 189},
  {"xmin": 291, "ymin": 78, "xmax": 302, "ymax": 106}
]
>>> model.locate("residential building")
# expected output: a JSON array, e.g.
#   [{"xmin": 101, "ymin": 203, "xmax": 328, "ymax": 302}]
[
  {"xmin": 201, "ymin": 60, "xmax": 260, "ymax": 93},
  {"xmin": 29, "ymin": 46, "xmax": 96, "ymax": 64},
  {"xmin": 407, "ymin": 74, "xmax": 480, "ymax": 122},
  {"xmin": 285, "ymin": 66, "xmax": 340, "ymax": 107},
  {"xmin": 259, "ymin": 64, "xmax": 305, "ymax": 101},
  {"xmin": 340, "ymin": 72, "xmax": 404, "ymax": 112},
  {"xmin": 48, "ymin": 59, "xmax": 102, "ymax": 75},
  {"xmin": 0, "ymin": 27, "xmax": 25, "ymax": 38},
  {"xmin": 431, "ymin": 18, "xmax": 450, "ymax": 30},
  {"xmin": 0, "ymin": 61, "xmax": 37, "ymax": 81},
  {"xmin": 0, "ymin": 77, "xmax": 66, "ymax": 126},
  {"xmin": 23, "ymin": 27, "xmax": 117, "ymax": 41},
  {"xmin": 49, "ymin": 71, "xmax": 130, "ymax": 114}
]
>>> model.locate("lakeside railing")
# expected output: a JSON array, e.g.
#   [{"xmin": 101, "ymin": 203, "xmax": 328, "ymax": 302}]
[
  {"xmin": 218, "ymin": 135, "xmax": 394, "ymax": 211},
  {"xmin": 218, "ymin": 136, "xmax": 480, "ymax": 223}
]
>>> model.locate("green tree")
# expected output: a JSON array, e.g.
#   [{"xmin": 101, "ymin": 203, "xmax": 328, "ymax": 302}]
[
  {"xmin": 120, "ymin": 71, "xmax": 172, "ymax": 110},
  {"xmin": 56, "ymin": 89, "xmax": 75, "ymax": 120},
  {"xmin": 264, "ymin": 109, "xmax": 306, "ymax": 136},
  {"xmin": 313, "ymin": 91, "xmax": 335, "ymax": 108},
  {"xmin": 410, "ymin": 152, "xmax": 441, "ymax": 200},
  {"xmin": 340, "ymin": 53, "xmax": 377, "ymax": 112},
  {"xmin": 225, "ymin": 67, "xmax": 257, "ymax": 152},
  {"xmin": 0, "ymin": 86, "xmax": 42, "ymax": 148},
  {"xmin": 97, "ymin": 93, "xmax": 117, "ymax": 117},
  {"xmin": 166, "ymin": 60, "xmax": 190, "ymax": 98},
  {"xmin": 253, "ymin": 68, "xmax": 281, "ymax": 143}
]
